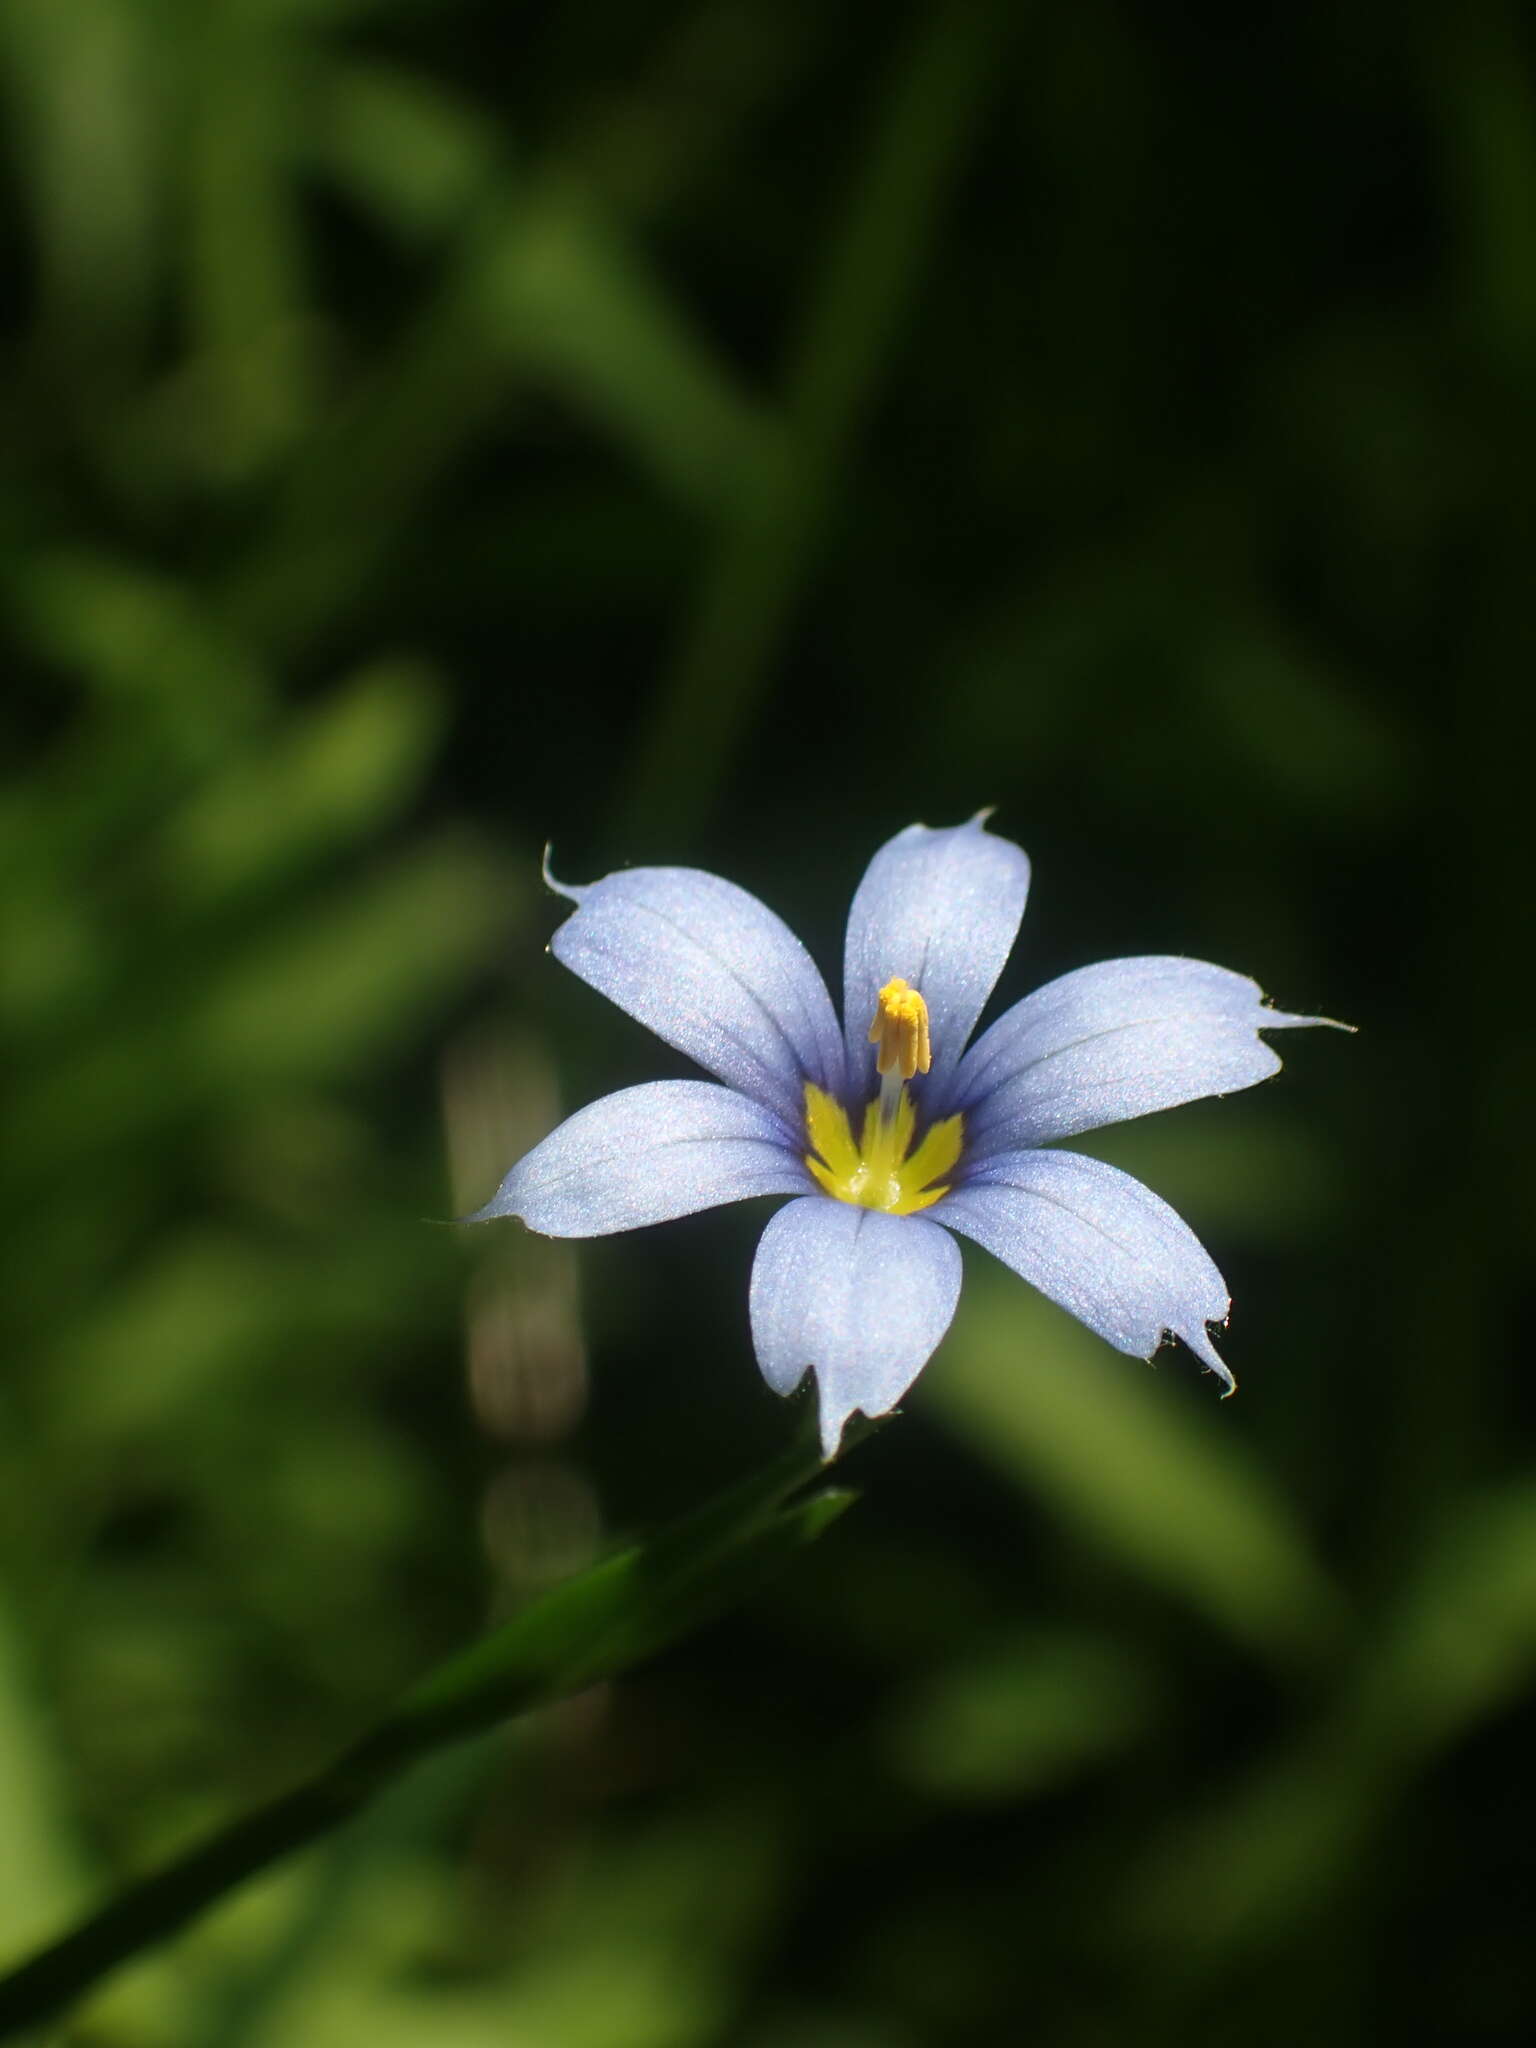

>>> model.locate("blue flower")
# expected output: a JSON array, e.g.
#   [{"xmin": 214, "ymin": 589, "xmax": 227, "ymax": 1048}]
[{"xmin": 475, "ymin": 816, "xmax": 1335, "ymax": 1457}]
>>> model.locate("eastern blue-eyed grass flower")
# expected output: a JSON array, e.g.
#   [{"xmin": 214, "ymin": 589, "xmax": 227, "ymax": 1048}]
[{"xmin": 475, "ymin": 817, "xmax": 1337, "ymax": 1457}]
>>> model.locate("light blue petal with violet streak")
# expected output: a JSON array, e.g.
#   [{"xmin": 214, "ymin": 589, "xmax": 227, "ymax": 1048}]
[
  {"xmin": 547, "ymin": 861, "xmax": 845, "ymax": 1132},
  {"xmin": 471, "ymin": 1081, "xmax": 811, "ymax": 1237},
  {"xmin": 949, "ymin": 956, "xmax": 1333, "ymax": 1151},
  {"xmin": 937, "ymin": 1148, "xmax": 1233, "ymax": 1385},
  {"xmin": 750, "ymin": 1196, "xmax": 963, "ymax": 1457},
  {"xmin": 841, "ymin": 814, "xmax": 1031, "ymax": 1105}
]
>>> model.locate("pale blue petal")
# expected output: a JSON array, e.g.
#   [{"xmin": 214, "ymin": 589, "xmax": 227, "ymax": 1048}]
[
  {"xmin": 841, "ymin": 814, "xmax": 1031, "ymax": 1103},
  {"xmin": 547, "ymin": 860, "xmax": 844, "ymax": 1131},
  {"xmin": 938, "ymin": 1149, "xmax": 1232, "ymax": 1384},
  {"xmin": 951, "ymin": 956, "xmax": 1334, "ymax": 1150},
  {"xmin": 472, "ymin": 1081, "xmax": 810, "ymax": 1237},
  {"xmin": 750, "ymin": 1196, "xmax": 963, "ymax": 1457}
]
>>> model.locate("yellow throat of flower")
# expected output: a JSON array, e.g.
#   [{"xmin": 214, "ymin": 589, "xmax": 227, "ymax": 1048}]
[{"xmin": 804, "ymin": 979, "xmax": 963, "ymax": 1215}]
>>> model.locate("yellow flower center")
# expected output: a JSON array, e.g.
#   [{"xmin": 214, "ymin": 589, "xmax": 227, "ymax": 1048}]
[{"xmin": 804, "ymin": 980, "xmax": 963, "ymax": 1215}]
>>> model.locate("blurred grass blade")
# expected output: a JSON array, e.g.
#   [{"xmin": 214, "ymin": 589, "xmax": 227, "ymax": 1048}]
[
  {"xmin": 0, "ymin": 1598, "xmax": 88, "ymax": 1957},
  {"xmin": 152, "ymin": 658, "xmax": 445, "ymax": 911},
  {"xmin": 6, "ymin": 833, "xmax": 510, "ymax": 1179},
  {"xmin": 621, "ymin": 1, "xmax": 1003, "ymax": 846},
  {"xmin": 10, "ymin": 549, "xmax": 268, "ymax": 738},
  {"xmin": 184, "ymin": 10, "xmax": 313, "ymax": 478},
  {"xmin": 317, "ymin": 61, "xmax": 500, "ymax": 242},
  {"xmin": 0, "ymin": 1426, "xmax": 858, "ymax": 2039},
  {"xmin": 884, "ymin": 1628, "xmax": 1161, "ymax": 1804},
  {"xmin": 934, "ymin": 1267, "xmax": 1342, "ymax": 1664},
  {"xmin": 1348, "ymin": 1478, "xmax": 1536, "ymax": 1762},
  {"xmin": 0, "ymin": 0, "xmax": 162, "ymax": 363},
  {"xmin": 1119, "ymin": 1482, "xmax": 1536, "ymax": 1963},
  {"xmin": 483, "ymin": 182, "xmax": 771, "ymax": 513},
  {"xmin": 376, "ymin": 1425, "xmax": 858, "ymax": 1755},
  {"xmin": 227, "ymin": 178, "xmax": 765, "ymax": 643},
  {"xmin": 189, "ymin": 832, "xmax": 507, "ymax": 1086}
]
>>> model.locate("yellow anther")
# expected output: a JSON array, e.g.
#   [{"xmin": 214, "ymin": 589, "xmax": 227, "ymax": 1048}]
[{"xmin": 868, "ymin": 977, "xmax": 932, "ymax": 1081}]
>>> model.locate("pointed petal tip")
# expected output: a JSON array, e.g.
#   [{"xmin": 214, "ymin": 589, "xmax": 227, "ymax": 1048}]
[
  {"xmin": 1205, "ymin": 1346, "xmax": 1238, "ymax": 1397},
  {"xmin": 1257, "ymin": 1001, "xmax": 1356, "ymax": 1035},
  {"xmin": 843, "ymin": 814, "xmax": 1031, "ymax": 1092},
  {"xmin": 485, "ymin": 1081, "xmax": 807, "ymax": 1238},
  {"xmin": 546, "ymin": 862, "xmax": 844, "ymax": 1120},
  {"xmin": 1182, "ymin": 1319, "xmax": 1235, "ymax": 1395},
  {"xmin": 752, "ymin": 1201, "xmax": 959, "ymax": 1459},
  {"xmin": 460, "ymin": 1180, "xmax": 538, "ymax": 1227},
  {"xmin": 893, "ymin": 805, "xmax": 1004, "ymax": 839},
  {"xmin": 908, "ymin": 805, "xmax": 1000, "ymax": 836},
  {"xmin": 540, "ymin": 843, "xmax": 585, "ymax": 903}
]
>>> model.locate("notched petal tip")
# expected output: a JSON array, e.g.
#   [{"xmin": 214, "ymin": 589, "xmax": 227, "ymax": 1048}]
[
  {"xmin": 750, "ymin": 1200, "xmax": 961, "ymax": 1463},
  {"xmin": 817, "ymin": 1393, "xmax": 900, "ymax": 1463},
  {"xmin": 816, "ymin": 1408, "xmax": 891, "ymax": 1463}
]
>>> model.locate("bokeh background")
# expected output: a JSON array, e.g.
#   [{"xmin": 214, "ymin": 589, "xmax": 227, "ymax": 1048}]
[{"xmin": 3, "ymin": 2, "xmax": 1531, "ymax": 2042}]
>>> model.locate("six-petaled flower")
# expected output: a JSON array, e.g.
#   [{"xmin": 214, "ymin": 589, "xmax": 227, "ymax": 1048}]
[{"xmin": 474, "ymin": 816, "xmax": 1337, "ymax": 1456}]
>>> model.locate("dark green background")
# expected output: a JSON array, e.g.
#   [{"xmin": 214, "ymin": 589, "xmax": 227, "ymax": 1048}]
[{"xmin": 3, "ymin": 3, "xmax": 1529, "ymax": 2042}]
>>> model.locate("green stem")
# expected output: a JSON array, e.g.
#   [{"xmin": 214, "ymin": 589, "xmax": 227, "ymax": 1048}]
[{"xmin": 0, "ymin": 1421, "xmax": 862, "ymax": 2039}]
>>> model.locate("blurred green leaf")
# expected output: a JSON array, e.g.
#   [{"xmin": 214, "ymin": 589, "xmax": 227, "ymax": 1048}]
[
  {"xmin": 1081, "ymin": 1111, "xmax": 1342, "ymax": 1244},
  {"xmin": 221, "ymin": 1805, "xmax": 779, "ymax": 2048},
  {"xmin": 0, "ymin": 1597, "xmax": 87, "ymax": 1954},
  {"xmin": 9, "ymin": 550, "xmax": 267, "ymax": 738},
  {"xmin": 0, "ymin": 0, "xmax": 163, "ymax": 355},
  {"xmin": 3, "ymin": 832, "xmax": 510, "ymax": 1182},
  {"xmin": 47, "ymin": 1224, "xmax": 455, "ymax": 1433},
  {"xmin": 1434, "ymin": 2, "xmax": 1536, "ymax": 367},
  {"xmin": 1121, "ymin": 1481, "xmax": 1536, "ymax": 1960},
  {"xmin": 192, "ymin": 831, "xmax": 508, "ymax": 1084},
  {"xmin": 0, "ymin": 1432, "xmax": 857, "ymax": 2037},
  {"xmin": 1194, "ymin": 623, "xmax": 1413, "ymax": 822},
  {"xmin": 884, "ymin": 1628, "xmax": 1159, "ymax": 1803},
  {"xmin": 184, "ymin": 11, "xmax": 314, "ymax": 478},
  {"xmin": 622, "ymin": 1, "xmax": 1002, "ymax": 843},
  {"xmin": 482, "ymin": 184, "xmax": 771, "ymax": 513},
  {"xmin": 227, "ymin": 177, "xmax": 766, "ymax": 643},
  {"xmin": 153, "ymin": 658, "xmax": 445, "ymax": 909},
  {"xmin": 934, "ymin": 1264, "xmax": 1342, "ymax": 1663},
  {"xmin": 1351, "ymin": 1479, "xmax": 1536, "ymax": 1761},
  {"xmin": 385, "ymin": 1428, "xmax": 859, "ymax": 1750},
  {"xmin": 1119, "ymin": 1722, "xmax": 1379, "ymax": 1962},
  {"xmin": 318, "ymin": 63, "xmax": 500, "ymax": 241}
]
